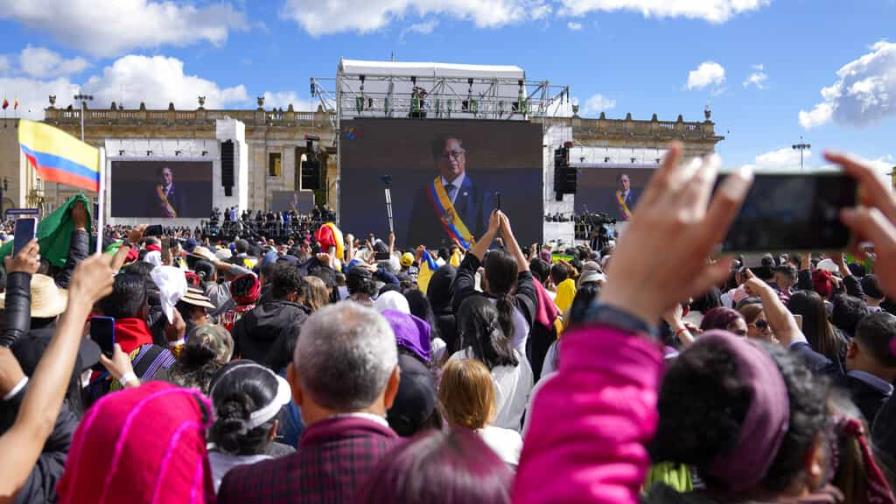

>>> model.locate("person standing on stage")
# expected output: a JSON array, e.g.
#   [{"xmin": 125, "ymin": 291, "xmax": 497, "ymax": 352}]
[{"xmin": 407, "ymin": 136, "xmax": 491, "ymax": 248}]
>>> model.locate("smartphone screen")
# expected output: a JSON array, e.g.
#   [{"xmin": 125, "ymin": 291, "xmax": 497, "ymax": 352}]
[
  {"xmin": 13, "ymin": 218, "xmax": 37, "ymax": 255},
  {"xmin": 719, "ymin": 172, "xmax": 857, "ymax": 252},
  {"xmin": 374, "ymin": 251, "xmax": 391, "ymax": 261},
  {"xmin": 144, "ymin": 224, "xmax": 163, "ymax": 236},
  {"xmin": 90, "ymin": 316, "xmax": 116, "ymax": 357}
]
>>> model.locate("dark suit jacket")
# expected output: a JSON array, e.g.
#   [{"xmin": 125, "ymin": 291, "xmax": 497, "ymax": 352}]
[
  {"xmin": 406, "ymin": 175, "xmax": 491, "ymax": 248},
  {"xmin": 146, "ymin": 184, "xmax": 185, "ymax": 218},
  {"xmin": 840, "ymin": 374, "xmax": 891, "ymax": 424},
  {"xmin": 218, "ymin": 416, "xmax": 399, "ymax": 504}
]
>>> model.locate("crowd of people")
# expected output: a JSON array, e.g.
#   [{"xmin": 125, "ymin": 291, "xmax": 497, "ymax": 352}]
[{"xmin": 1, "ymin": 143, "xmax": 896, "ymax": 503}]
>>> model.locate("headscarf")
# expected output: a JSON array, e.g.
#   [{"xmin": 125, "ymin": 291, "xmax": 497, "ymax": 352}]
[
  {"xmin": 382, "ymin": 309, "xmax": 432, "ymax": 363},
  {"xmin": 374, "ymin": 290, "xmax": 411, "ymax": 315},
  {"xmin": 57, "ymin": 382, "xmax": 215, "ymax": 504},
  {"xmin": 151, "ymin": 266, "xmax": 187, "ymax": 323},
  {"xmin": 813, "ymin": 269, "xmax": 835, "ymax": 299},
  {"xmin": 229, "ymin": 273, "xmax": 261, "ymax": 306}
]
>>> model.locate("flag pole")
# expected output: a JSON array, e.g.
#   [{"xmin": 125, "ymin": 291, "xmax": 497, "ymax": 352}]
[{"xmin": 96, "ymin": 147, "xmax": 106, "ymax": 254}]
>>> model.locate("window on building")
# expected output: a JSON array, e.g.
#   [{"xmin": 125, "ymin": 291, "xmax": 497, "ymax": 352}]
[{"xmin": 268, "ymin": 152, "xmax": 282, "ymax": 177}]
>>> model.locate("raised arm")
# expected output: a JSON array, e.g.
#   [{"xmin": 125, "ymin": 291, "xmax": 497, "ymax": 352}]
[
  {"xmin": 828, "ymin": 151, "xmax": 896, "ymax": 298},
  {"xmin": 0, "ymin": 253, "xmax": 114, "ymax": 501},
  {"xmin": 743, "ymin": 269, "xmax": 804, "ymax": 347},
  {"xmin": 515, "ymin": 144, "xmax": 753, "ymax": 504},
  {"xmin": 0, "ymin": 241, "xmax": 40, "ymax": 347}
]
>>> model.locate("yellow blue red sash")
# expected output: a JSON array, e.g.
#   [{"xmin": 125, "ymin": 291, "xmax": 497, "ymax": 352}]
[{"xmin": 427, "ymin": 177, "xmax": 474, "ymax": 249}]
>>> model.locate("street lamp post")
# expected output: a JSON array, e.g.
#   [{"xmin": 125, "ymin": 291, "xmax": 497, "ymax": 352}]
[
  {"xmin": 792, "ymin": 136, "xmax": 811, "ymax": 172},
  {"xmin": 73, "ymin": 93, "xmax": 93, "ymax": 142}
]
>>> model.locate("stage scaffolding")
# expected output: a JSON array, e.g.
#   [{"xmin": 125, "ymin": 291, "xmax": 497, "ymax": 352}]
[
  {"xmin": 311, "ymin": 59, "xmax": 571, "ymax": 223},
  {"xmin": 312, "ymin": 59, "xmax": 571, "ymax": 126}
]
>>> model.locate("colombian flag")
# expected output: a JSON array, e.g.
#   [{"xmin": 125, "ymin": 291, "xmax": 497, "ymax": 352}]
[{"xmin": 18, "ymin": 119, "xmax": 100, "ymax": 192}]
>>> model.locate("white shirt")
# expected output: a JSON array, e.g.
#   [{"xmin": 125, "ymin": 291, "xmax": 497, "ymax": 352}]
[
  {"xmin": 441, "ymin": 173, "xmax": 466, "ymax": 205},
  {"xmin": 449, "ymin": 348, "xmax": 533, "ymax": 432},
  {"xmin": 478, "ymin": 425, "xmax": 523, "ymax": 468},
  {"xmin": 208, "ymin": 451, "xmax": 271, "ymax": 491},
  {"xmin": 485, "ymin": 298, "xmax": 530, "ymax": 355}
]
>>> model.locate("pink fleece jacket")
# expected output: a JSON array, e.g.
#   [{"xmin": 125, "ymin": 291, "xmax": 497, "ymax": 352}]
[{"xmin": 513, "ymin": 324, "xmax": 663, "ymax": 503}]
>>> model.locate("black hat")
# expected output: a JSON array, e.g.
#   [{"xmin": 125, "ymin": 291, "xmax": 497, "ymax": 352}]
[
  {"xmin": 12, "ymin": 332, "xmax": 101, "ymax": 377},
  {"xmin": 387, "ymin": 354, "xmax": 437, "ymax": 437}
]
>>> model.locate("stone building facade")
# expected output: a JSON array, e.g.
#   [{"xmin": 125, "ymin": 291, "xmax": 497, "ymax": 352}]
[{"xmin": 0, "ymin": 99, "xmax": 722, "ymax": 215}]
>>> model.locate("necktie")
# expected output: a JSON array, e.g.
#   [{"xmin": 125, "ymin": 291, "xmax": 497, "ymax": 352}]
[{"xmin": 445, "ymin": 183, "xmax": 457, "ymax": 202}]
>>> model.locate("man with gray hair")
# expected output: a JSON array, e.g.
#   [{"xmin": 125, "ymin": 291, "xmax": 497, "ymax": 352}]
[{"xmin": 218, "ymin": 302, "xmax": 401, "ymax": 504}]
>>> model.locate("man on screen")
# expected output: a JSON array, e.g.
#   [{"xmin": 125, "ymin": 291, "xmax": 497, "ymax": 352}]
[
  {"xmin": 615, "ymin": 173, "xmax": 638, "ymax": 221},
  {"xmin": 407, "ymin": 136, "xmax": 490, "ymax": 248},
  {"xmin": 148, "ymin": 166, "xmax": 184, "ymax": 218}
]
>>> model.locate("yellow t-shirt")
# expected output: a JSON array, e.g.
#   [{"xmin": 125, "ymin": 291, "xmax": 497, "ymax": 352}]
[{"xmin": 554, "ymin": 278, "xmax": 577, "ymax": 314}]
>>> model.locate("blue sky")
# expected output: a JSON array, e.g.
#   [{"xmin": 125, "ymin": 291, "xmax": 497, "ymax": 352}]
[{"xmin": 0, "ymin": 0, "xmax": 893, "ymax": 172}]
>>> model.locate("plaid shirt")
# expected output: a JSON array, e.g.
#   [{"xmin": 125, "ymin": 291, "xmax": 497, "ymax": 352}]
[{"xmin": 217, "ymin": 415, "xmax": 399, "ymax": 503}]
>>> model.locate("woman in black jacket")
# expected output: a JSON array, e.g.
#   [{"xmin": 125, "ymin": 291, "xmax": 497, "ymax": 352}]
[{"xmin": 451, "ymin": 211, "xmax": 536, "ymax": 355}]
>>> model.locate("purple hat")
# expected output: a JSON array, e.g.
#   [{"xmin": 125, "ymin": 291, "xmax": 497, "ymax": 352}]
[
  {"xmin": 700, "ymin": 331, "xmax": 790, "ymax": 492},
  {"xmin": 381, "ymin": 310, "xmax": 432, "ymax": 363}
]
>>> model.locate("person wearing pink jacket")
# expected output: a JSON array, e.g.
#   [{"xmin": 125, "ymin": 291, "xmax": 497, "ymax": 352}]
[{"xmin": 514, "ymin": 145, "xmax": 896, "ymax": 503}]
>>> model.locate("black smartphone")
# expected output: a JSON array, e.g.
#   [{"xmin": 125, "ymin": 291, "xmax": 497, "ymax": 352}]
[
  {"xmin": 13, "ymin": 217, "xmax": 37, "ymax": 255},
  {"xmin": 144, "ymin": 224, "xmax": 164, "ymax": 237},
  {"xmin": 90, "ymin": 316, "xmax": 116, "ymax": 357},
  {"xmin": 375, "ymin": 251, "xmax": 391, "ymax": 261},
  {"xmin": 719, "ymin": 172, "xmax": 857, "ymax": 252},
  {"xmin": 495, "ymin": 192, "xmax": 502, "ymax": 211}
]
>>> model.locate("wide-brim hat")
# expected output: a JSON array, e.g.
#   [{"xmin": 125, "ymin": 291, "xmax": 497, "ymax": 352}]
[
  {"xmin": 181, "ymin": 288, "xmax": 215, "ymax": 309},
  {"xmin": 0, "ymin": 274, "xmax": 68, "ymax": 318}
]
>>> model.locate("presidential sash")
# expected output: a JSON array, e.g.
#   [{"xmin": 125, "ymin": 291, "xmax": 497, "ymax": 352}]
[
  {"xmin": 616, "ymin": 190, "xmax": 632, "ymax": 220},
  {"xmin": 426, "ymin": 177, "xmax": 474, "ymax": 249},
  {"xmin": 156, "ymin": 185, "xmax": 178, "ymax": 218}
]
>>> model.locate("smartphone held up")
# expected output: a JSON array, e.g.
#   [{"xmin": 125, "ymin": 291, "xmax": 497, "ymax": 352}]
[
  {"xmin": 716, "ymin": 172, "xmax": 857, "ymax": 253},
  {"xmin": 13, "ymin": 217, "xmax": 37, "ymax": 255}
]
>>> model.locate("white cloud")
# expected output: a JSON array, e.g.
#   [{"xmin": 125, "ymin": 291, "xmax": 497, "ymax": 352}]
[
  {"xmin": 262, "ymin": 91, "xmax": 318, "ymax": 111},
  {"xmin": 865, "ymin": 154, "xmax": 896, "ymax": 178},
  {"xmin": 742, "ymin": 146, "xmax": 812, "ymax": 171},
  {"xmin": 579, "ymin": 93, "xmax": 616, "ymax": 115},
  {"xmin": 799, "ymin": 41, "xmax": 896, "ymax": 129},
  {"xmin": 687, "ymin": 61, "xmax": 726, "ymax": 90},
  {"xmin": 743, "ymin": 63, "xmax": 767, "ymax": 89},
  {"xmin": 798, "ymin": 102, "xmax": 833, "ymax": 129},
  {"xmin": 567, "ymin": 21, "xmax": 583, "ymax": 30},
  {"xmin": 81, "ymin": 55, "xmax": 247, "ymax": 110},
  {"xmin": 0, "ymin": 0, "xmax": 248, "ymax": 57},
  {"xmin": 405, "ymin": 19, "xmax": 439, "ymax": 35},
  {"xmin": 281, "ymin": 0, "xmax": 548, "ymax": 36},
  {"xmin": 0, "ymin": 55, "xmax": 10, "ymax": 74},
  {"xmin": 559, "ymin": 0, "xmax": 770, "ymax": 23},
  {"xmin": 19, "ymin": 46, "xmax": 88, "ymax": 78}
]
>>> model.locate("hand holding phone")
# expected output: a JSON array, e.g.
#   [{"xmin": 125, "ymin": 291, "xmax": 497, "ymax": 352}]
[
  {"xmin": 13, "ymin": 217, "xmax": 37, "ymax": 256},
  {"xmin": 90, "ymin": 316, "xmax": 116, "ymax": 358},
  {"xmin": 719, "ymin": 172, "xmax": 857, "ymax": 252}
]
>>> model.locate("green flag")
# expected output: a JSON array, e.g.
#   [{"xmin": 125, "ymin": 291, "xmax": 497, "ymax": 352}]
[{"xmin": 0, "ymin": 194, "xmax": 93, "ymax": 268}]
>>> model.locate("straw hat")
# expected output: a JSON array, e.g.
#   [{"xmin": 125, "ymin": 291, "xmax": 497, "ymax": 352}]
[
  {"xmin": 0, "ymin": 274, "xmax": 68, "ymax": 318},
  {"xmin": 180, "ymin": 288, "xmax": 216, "ymax": 310}
]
